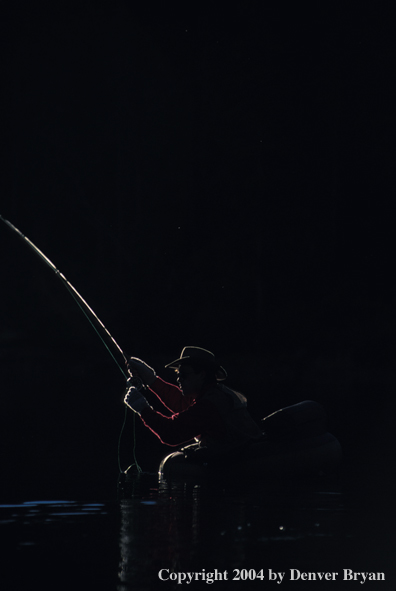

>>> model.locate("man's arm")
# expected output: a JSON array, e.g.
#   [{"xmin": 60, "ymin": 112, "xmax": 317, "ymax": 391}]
[
  {"xmin": 148, "ymin": 377, "xmax": 195, "ymax": 414},
  {"xmin": 139, "ymin": 397, "xmax": 224, "ymax": 446}
]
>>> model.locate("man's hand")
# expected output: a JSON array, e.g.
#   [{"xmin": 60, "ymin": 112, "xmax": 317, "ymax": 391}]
[
  {"xmin": 124, "ymin": 386, "xmax": 151, "ymax": 415},
  {"xmin": 127, "ymin": 357, "xmax": 157, "ymax": 385}
]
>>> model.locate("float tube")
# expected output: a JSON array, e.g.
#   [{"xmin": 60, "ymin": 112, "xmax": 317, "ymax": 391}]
[{"xmin": 158, "ymin": 400, "xmax": 342, "ymax": 482}]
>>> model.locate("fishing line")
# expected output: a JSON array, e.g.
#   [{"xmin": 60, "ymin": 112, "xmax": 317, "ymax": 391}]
[
  {"xmin": 118, "ymin": 376, "xmax": 145, "ymax": 474},
  {"xmin": 118, "ymin": 410, "xmax": 142, "ymax": 474},
  {"xmin": 1, "ymin": 214, "xmax": 142, "ymax": 474}
]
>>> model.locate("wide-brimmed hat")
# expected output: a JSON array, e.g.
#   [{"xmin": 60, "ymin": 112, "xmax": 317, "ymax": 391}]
[{"xmin": 165, "ymin": 346, "xmax": 228, "ymax": 381}]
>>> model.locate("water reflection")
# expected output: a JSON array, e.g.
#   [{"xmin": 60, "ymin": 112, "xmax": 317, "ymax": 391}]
[
  {"xmin": 0, "ymin": 500, "xmax": 117, "ymax": 589},
  {"xmin": 117, "ymin": 473, "xmax": 347, "ymax": 589},
  {"xmin": 2, "ymin": 474, "xmax": 395, "ymax": 590}
]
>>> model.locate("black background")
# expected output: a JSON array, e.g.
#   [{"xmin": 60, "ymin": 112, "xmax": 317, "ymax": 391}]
[{"xmin": 1, "ymin": 3, "xmax": 395, "ymax": 496}]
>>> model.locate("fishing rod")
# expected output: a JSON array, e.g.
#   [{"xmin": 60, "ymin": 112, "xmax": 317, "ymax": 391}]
[
  {"xmin": 1, "ymin": 214, "xmax": 142, "ymax": 472},
  {"xmin": 1, "ymin": 214, "xmax": 129, "ymax": 377}
]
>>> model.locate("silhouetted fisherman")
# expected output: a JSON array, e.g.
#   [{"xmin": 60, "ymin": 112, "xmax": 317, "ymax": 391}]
[{"xmin": 124, "ymin": 347, "xmax": 262, "ymax": 460}]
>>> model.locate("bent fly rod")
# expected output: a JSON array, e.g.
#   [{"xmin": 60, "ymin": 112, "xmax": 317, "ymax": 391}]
[
  {"xmin": 0, "ymin": 214, "xmax": 129, "ymax": 378},
  {"xmin": 1, "ymin": 214, "xmax": 143, "ymax": 473}
]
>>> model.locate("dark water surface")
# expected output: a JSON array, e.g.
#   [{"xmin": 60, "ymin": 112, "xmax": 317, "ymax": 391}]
[{"xmin": 1, "ymin": 468, "xmax": 395, "ymax": 590}]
